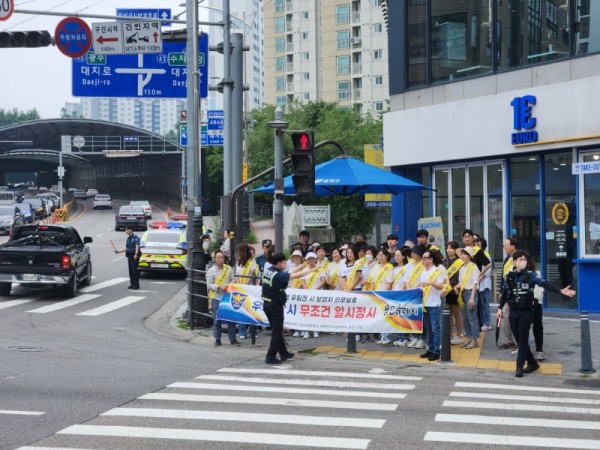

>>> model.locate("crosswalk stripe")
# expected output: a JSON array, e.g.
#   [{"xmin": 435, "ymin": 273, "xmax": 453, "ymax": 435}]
[
  {"xmin": 217, "ymin": 368, "xmax": 422, "ymax": 381},
  {"xmin": 78, "ymin": 277, "xmax": 129, "ymax": 293},
  {"xmin": 444, "ymin": 400, "xmax": 600, "ymax": 415},
  {"xmin": 196, "ymin": 375, "xmax": 415, "ymax": 391},
  {"xmin": 424, "ymin": 431, "xmax": 600, "ymax": 449},
  {"xmin": 17, "ymin": 447, "xmax": 92, "ymax": 450},
  {"xmin": 435, "ymin": 413, "xmax": 600, "ymax": 431},
  {"xmin": 58, "ymin": 424, "xmax": 371, "ymax": 449},
  {"xmin": 450, "ymin": 391, "xmax": 600, "ymax": 406},
  {"xmin": 455, "ymin": 381, "xmax": 600, "ymax": 396},
  {"xmin": 168, "ymin": 382, "xmax": 408, "ymax": 399},
  {"xmin": 26, "ymin": 294, "xmax": 101, "ymax": 314},
  {"xmin": 102, "ymin": 407, "xmax": 386, "ymax": 428},
  {"xmin": 0, "ymin": 409, "xmax": 44, "ymax": 416},
  {"xmin": 75, "ymin": 296, "xmax": 145, "ymax": 316},
  {"xmin": 140, "ymin": 392, "xmax": 398, "ymax": 411},
  {"xmin": 0, "ymin": 299, "xmax": 37, "ymax": 310}
]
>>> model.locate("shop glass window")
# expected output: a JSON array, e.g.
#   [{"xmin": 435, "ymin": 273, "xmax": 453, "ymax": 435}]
[
  {"xmin": 487, "ymin": 163, "xmax": 505, "ymax": 283},
  {"xmin": 451, "ymin": 167, "xmax": 466, "ymax": 241},
  {"xmin": 581, "ymin": 152, "xmax": 600, "ymax": 259},
  {"xmin": 431, "ymin": 0, "xmax": 493, "ymax": 82},
  {"xmin": 510, "ymin": 156, "xmax": 541, "ymax": 260},
  {"xmin": 434, "ymin": 168, "xmax": 449, "ymax": 239}
]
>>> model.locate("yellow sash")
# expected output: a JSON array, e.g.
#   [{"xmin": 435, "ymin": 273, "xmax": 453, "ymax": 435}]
[
  {"xmin": 421, "ymin": 268, "xmax": 441, "ymax": 300},
  {"xmin": 329, "ymin": 264, "xmax": 340, "ymax": 286},
  {"xmin": 457, "ymin": 262, "xmax": 476, "ymax": 307},
  {"xmin": 346, "ymin": 261, "xmax": 362, "ymax": 289},
  {"xmin": 238, "ymin": 259, "xmax": 256, "ymax": 284},
  {"xmin": 443, "ymin": 258, "xmax": 464, "ymax": 295},
  {"xmin": 408, "ymin": 262, "xmax": 424, "ymax": 288},
  {"xmin": 319, "ymin": 259, "xmax": 330, "ymax": 272},
  {"xmin": 503, "ymin": 257, "xmax": 514, "ymax": 277},
  {"xmin": 305, "ymin": 266, "xmax": 322, "ymax": 289},
  {"xmin": 365, "ymin": 263, "xmax": 393, "ymax": 291},
  {"xmin": 393, "ymin": 265, "xmax": 407, "ymax": 288},
  {"xmin": 209, "ymin": 265, "xmax": 231, "ymax": 300}
]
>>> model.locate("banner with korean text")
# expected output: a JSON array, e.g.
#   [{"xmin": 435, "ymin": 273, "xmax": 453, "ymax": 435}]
[{"xmin": 216, "ymin": 284, "xmax": 423, "ymax": 334}]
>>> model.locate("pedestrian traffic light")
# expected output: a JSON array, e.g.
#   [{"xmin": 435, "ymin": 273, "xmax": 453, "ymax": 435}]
[
  {"xmin": 290, "ymin": 131, "xmax": 315, "ymax": 194},
  {"xmin": 0, "ymin": 31, "xmax": 53, "ymax": 48}
]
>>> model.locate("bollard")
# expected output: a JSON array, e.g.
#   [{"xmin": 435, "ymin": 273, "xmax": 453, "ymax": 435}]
[
  {"xmin": 347, "ymin": 333, "xmax": 357, "ymax": 353},
  {"xmin": 440, "ymin": 306, "xmax": 452, "ymax": 363},
  {"xmin": 580, "ymin": 311, "xmax": 596, "ymax": 374}
]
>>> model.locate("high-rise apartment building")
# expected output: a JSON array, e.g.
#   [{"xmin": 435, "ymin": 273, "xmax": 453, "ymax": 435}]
[{"xmin": 264, "ymin": 0, "xmax": 388, "ymax": 116}]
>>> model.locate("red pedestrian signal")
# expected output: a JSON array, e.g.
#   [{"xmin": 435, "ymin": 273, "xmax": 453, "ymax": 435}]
[{"xmin": 290, "ymin": 131, "xmax": 315, "ymax": 194}]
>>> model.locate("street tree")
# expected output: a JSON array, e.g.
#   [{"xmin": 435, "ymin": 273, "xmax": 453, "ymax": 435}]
[{"xmin": 0, "ymin": 108, "xmax": 40, "ymax": 126}]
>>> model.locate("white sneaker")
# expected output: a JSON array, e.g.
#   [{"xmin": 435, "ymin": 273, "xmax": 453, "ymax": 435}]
[
  {"xmin": 292, "ymin": 331, "xmax": 300, "ymax": 337},
  {"xmin": 302, "ymin": 331, "xmax": 310, "ymax": 339},
  {"xmin": 356, "ymin": 335, "xmax": 361, "ymax": 342},
  {"xmin": 380, "ymin": 338, "xmax": 392, "ymax": 345},
  {"xmin": 396, "ymin": 338, "xmax": 408, "ymax": 347},
  {"xmin": 238, "ymin": 335, "xmax": 246, "ymax": 340},
  {"xmin": 313, "ymin": 332, "xmax": 320, "ymax": 338},
  {"xmin": 414, "ymin": 339, "xmax": 425, "ymax": 349},
  {"xmin": 481, "ymin": 325, "xmax": 493, "ymax": 331},
  {"xmin": 375, "ymin": 339, "xmax": 384, "ymax": 344},
  {"xmin": 511, "ymin": 347, "xmax": 519, "ymax": 355},
  {"xmin": 451, "ymin": 337, "xmax": 463, "ymax": 345},
  {"xmin": 406, "ymin": 338, "xmax": 418, "ymax": 348}
]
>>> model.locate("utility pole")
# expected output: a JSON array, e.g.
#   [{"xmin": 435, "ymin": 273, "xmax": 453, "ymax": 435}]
[{"xmin": 268, "ymin": 107, "xmax": 289, "ymax": 252}]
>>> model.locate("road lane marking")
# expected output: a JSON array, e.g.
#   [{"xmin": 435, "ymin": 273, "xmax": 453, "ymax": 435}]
[
  {"xmin": 26, "ymin": 294, "xmax": 101, "ymax": 314},
  {"xmin": 450, "ymin": 391, "xmax": 600, "ymax": 405},
  {"xmin": 436, "ymin": 413, "xmax": 600, "ymax": 431},
  {"xmin": 76, "ymin": 296, "xmax": 145, "ymax": 316},
  {"xmin": 168, "ymin": 382, "xmax": 408, "ymax": 399},
  {"xmin": 196, "ymin": 375, "xmax": 415, "ymax": 391},
  {"xmin": 0, "ymin": 299, "xmax": 37, "ymax": 310},
  {"xmin": 455, "ymin": 381, "xmax": 600, "ymax": 396},
  {"xmin": 140, "ymin": 392, "xmax": 398, "ymax": 411},
  {"xmin": 102, "ymin": 407, "xmax": 385, "ymax": 428},
  {"xmin": 217, "ymin": 368, "xmax": 422, "ymax": 381},
  {"xmin": 444, "ymin": 400, "xmax": 600, "ymax": 415},
  {"xmin": 424, "ymin": 431, "xmax": 600, "ymax": 449},
  {"xmin": 0, "ymin": 409, "xmax": 44, "ymax": 416},
  {"xmin": 58, "ymin": 425, "xmax": 371, "ymax": 449},
  {"xmin": 78, "ymin": 277, "xmax": 129, "ymax": 293}
]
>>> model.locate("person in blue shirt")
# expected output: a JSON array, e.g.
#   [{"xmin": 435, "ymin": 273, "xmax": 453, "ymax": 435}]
[{"xmin": 115, "ymin": 225, "xmax": 141, "ymax": 290}]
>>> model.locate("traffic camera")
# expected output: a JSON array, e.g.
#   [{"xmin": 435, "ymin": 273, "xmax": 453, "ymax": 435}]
[
  {"xmin": 0, "ymin": 31, "xmax": 53, "ymax": 48},
  {"xmin": 290, "ymin": 131, "xmax": 315, "ymax": 195}
]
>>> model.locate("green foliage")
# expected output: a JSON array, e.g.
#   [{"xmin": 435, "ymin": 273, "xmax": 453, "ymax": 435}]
[
  {"xmin": 0, "ymin": 108, "xmax": 40, "ymax": 126},
  {"xmin": 162, "ymin": 128, "xmax": 178, "ymax": 144},
  {"xmin": 245, "ymin": 228, "xmax": 257, "ymax": 244}
]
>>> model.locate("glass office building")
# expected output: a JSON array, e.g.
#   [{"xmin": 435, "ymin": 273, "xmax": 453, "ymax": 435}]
[{"xmin": 383, "ymin": 1, "xmax": 600, "ymax": 312}]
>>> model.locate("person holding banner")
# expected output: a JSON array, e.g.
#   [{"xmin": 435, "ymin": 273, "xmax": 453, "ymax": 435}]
[
  {"xmin": 366, "ymin": 248, "xmax": 394, "ymax": 344},
  {"xmin": 327, "ymin": 247, "xmax": 344, "ymax": 291},
  {"xmin": 341, "ymin": 245, "xmax": 363, "ymax": 292},
  {"xmin": 403, "ymin": 246, "xmax": 426, "ymax": 349},
  {"xmin": 498, "ymin": 237, "xmax": 518, "ymax": 349},
  {"xmin": 300, "ymin": 252, "xmax": 327, "ymax": 338},
  {"xmin": 392, "ymin": 247, "xmax": 411, "ymax": 347},
  {"xmin": 206, "ymin": 250, "xmax": 237, "ymax": 346},
  {"xmin": 443, "ymin": 241, "xmax": 464, "ymax": 345},
  {"xmin": 454, "ymin": 246, "xmax": 481, "ymax": 349},
  {"xmin": 235, "ymin": 243, "xmax": 260, "ymax": 340},
  {"xmin": 418, "ymin": 249, "xmax": 447, "ymax": 361},
  {"xmin": 262, "ymin": 253, "xmax": 317, "ymax": 365}
]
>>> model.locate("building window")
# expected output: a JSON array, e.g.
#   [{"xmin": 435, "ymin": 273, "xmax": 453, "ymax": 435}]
[
  {"xmin": 275, "ymin": 37, "xmax": 285, "ymax": 52},
  {"xmin": 302, "ymin": 52, "xmax": 310, "ymax": 60},
  {"xmin": 336, "ymin": 5, "xmax": 350, "ymax": 25},
  {"xmin": 275, "ymin": 0, "xmax": 284, "ymax": 13},
  {"xmin": 303, "ymin": 92, "xmax": 310, "ymax": 100},
  {"xmin": 275, "ymin": 17, "xmax": 285, "ymax": 33},
  {"xmin": 275, "ymin": 57, "xmax": 285, "ymax": 72},
  {"xmin": 276, "ymin": 77, "xmax": 285, "ymax": 92},
  {"xmin": 337, "ymin": 55, "xmax": 351, "ymax": 75},
  {"xmin": 374, "ymin": 49, "xmax": 383, "ymax": 59},
  {"xmin": 374, "ymin": 102, "xmax": 384, "ymax": 112},
  {"xmin": 303, "ymin": 72, "xmax": 310, "ymax": 80},
  {"xmin": 302, "ymin": 11, "xmax": 309, "ymax": 19},
  {"xmin": 373, "ymin": 0, "xmax": 382, "ymax": 6},
  {"xmin": 302, "ymin": 31, "xmax": 309, "ymax": 40},
  {"xmin": 374, "ymin": 75, "xmax": 383, "ymax": 85},
  {"xmin": 276, "ymin": 96, "xmax": 285, "ymax": 105},
  {"xmin": 337, "ymin": 30, "xmax": 350, "ymax": 49},
  {"xmin": 372, "ymin": 23, "xmax": 383, "ymax": 33},
  {"xmin": 337, "ymin": 81, "xmax": 351, "ymax": 100}
]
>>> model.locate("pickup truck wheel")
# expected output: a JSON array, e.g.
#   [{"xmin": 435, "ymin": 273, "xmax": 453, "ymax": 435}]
[
  {"xmin": 0, "ymin": 282, "xmax": 11, "ymax": 296},
  {"xmin": 80, "ymin": 261, "xmax": 92, "ymax": 286},
  {"xmin": 62, "ymin": 274, "xmax": 77, "ymax": 298}
]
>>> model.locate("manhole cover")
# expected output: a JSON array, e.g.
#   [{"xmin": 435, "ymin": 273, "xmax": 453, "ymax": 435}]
[{"xmin": 4, "ymin": 346, "xmax": 50, "ymax": 352}]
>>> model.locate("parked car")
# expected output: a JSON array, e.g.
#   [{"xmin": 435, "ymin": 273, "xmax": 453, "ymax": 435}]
[
  {"xmin": 36, "ymin": 193, "xmax": 59, "ymax": 211},
  {"xmin": 73, "ymin": 189, "xmax": 87, "ymax": 200},
  {"xmin": 0, "ymin": 191, "xmax": 17, "ymax": 206},
  {"xmin": 11, "ymin": 202, "xmax": 36, "ymax": 224},
  {"xmin": 92, "ymin": 194, "xmax": 112, "ymax": 209},
  {"xmin": 137, "ymin": 227, "xmax": 188, "ymax": 275},
  {"xmin": 23, "ymin": 197, "xmax": 48, "ymax": 219},
  {"xmin": 130, "ymin": 200, "xmax": 152, "ymax": 219},
  {"xmin": 115, "ymin": 205, "xmax": 147, "ymax": 231},
  {"xmin": 0, "ymin": 205, "xmax": 24, "ymax": 235},
  {"xmin": 86, "ymin": 188, "xmax": 99, "ymax": 198}
]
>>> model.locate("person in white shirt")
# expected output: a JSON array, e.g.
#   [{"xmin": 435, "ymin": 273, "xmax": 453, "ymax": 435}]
[
  {"xmin": 300, "ymin": 252, "xmax": 326, "ymax": 338},
  {"xmin": 454, "ymin": 246, "xmax": 481, "ymax": 349},
  {"xmin": 327, "ymin": 247, "xmax": 343, "ymax": 291},
  {"xmin": 206, "ymin": 250, "xmax": 236, "ymax": 346}
]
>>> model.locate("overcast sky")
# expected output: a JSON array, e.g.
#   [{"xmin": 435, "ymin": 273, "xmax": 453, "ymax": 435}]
[{"xmin": 0, "ymin": 0, "xmax": 199, "ymax": 118}]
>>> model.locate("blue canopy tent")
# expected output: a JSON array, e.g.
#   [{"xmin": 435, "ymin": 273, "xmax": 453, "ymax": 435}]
[{"xmin": 252, "ymin": 155, "xmax": 430, "ymax": 196}]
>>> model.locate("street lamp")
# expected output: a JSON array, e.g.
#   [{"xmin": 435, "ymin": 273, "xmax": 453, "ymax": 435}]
[{"xmin": 268, "ymin": 107, "xmax": 289, "ymax": 253}]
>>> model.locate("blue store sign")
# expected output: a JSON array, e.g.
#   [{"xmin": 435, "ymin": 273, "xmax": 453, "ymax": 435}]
[{"xmin": 510, "ymin": 95, "xmax": 539, "ymax": 145}]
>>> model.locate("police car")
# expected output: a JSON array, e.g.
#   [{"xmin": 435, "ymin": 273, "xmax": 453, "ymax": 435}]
[{"xmin": 137, "ymin": 222, "xmax": 188, "ymax": 274}]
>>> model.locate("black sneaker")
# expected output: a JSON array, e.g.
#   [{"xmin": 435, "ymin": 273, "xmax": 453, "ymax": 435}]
[
  {"xmin": 265, "ymin": 357, "xmax": 282, "ymax": 364},
  {"xmin": 281, "ymin": 352, "xmax": 295, "ymax": 361},
  {"xmin": 523, "ymin": 362, "xmax": 540, "ymax": 373},
  {"xmin": 515, "ymin": 368, "xmax": 524, "ymax": 378},
  {"xmin": 214, "ymin": 340, "xmax": 222, "ymax": 346},
  {"xmin": 230, "ymin": 340, "xmax": 240, "ymax": 346},
  {"xmin": 420, "ymin": 350, "xmax": 432, "ymax": 358},
  {"xmin": 427, "ymin": 353, "xmax": 440, "ymax": 361}
]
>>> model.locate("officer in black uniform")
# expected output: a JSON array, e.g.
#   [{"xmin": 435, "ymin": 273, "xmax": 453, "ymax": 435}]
[
  {"xmin": 498, "ymin": 249, "xmax": 575, "ymax": 377},
  {"xmin": 261, "ymin": 252, "xmax": 315, "ymax": 364}
]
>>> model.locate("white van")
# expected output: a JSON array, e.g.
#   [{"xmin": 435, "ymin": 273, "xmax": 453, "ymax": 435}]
[{"xmin": 0, "ymin": 191, "xmax": 16, "ymax": 206}]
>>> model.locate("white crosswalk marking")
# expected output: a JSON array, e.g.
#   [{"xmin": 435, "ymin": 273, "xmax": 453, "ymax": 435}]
[
  {"xmin": 217, "ymin": 367, "xmax": 422, "ymax": 380},
  {"xmin": 0, "ymin": 298, "xmax": 37, "ymax": 310},
  {"xmin": 26, "ymin": 295, "xmax": 101, "ymax": 314},
  {"xmin": 423, "ymin": 380, "xmax": 600, "ymax": 448},
  {"xmin": 78, "ymin": 277, "xmax": 129, "ymax": 293},
  {"xmin": 75, "ymin": 296, "xmax": 145, "ymax": 316},
  {"xmin": 0, "ymin": 409, "xmax": 44, "ymax": 416}
]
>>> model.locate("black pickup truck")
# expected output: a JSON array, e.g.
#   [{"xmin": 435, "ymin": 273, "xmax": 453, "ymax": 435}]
[{"xmin": 0, "ymin": 224, "xmax": 93, "ymax": 297}]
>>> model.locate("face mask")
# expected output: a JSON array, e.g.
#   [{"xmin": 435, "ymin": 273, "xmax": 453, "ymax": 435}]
[
  {"xmin": 515, "ymin": 260, "xmax": 527, "ymax": 271},
  {"xmin": 365, "ymin": 254, "xmax": 374, "ymax": 262}
]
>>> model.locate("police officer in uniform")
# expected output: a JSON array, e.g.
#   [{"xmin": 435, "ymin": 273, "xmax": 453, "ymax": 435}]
[
  {"xmin": 498, "ymin": 250, "xmax": 575, "ymax": 377},
  {"xmin": 115, "ymin": 225, "xmax": 141, "ymax": 290},
  {"xmin": 261, "ymin": 252, "xmax": 315, "ymax": 364}
]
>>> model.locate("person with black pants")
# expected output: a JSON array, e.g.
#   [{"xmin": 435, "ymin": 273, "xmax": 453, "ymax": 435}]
[
  {"xmin": 498, "ymin": 250, "xmax": 575, "ymax": 377},
  {"xmin": 261, "ymin": 252, "xmax": 315, "ymax": 364},
  {"xmin": 115, "ymin": 226, "xmax": 141, "ymax": 290}
]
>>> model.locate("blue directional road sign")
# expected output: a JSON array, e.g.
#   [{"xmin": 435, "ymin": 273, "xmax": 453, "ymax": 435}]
[
  {"xmin": 201, "ymin": 110, "xmax": 224, "ymax": 146},
  {"xmin": 179, "ymin": 124, "xmax": 187, "ymax": 146},
  {"xmin": 116, "ymin": 8, "xmax": 172, "ymax": 27},
  {"xmin": 72, "ymin": 35, "xmax": 208, "ymax": 99}
]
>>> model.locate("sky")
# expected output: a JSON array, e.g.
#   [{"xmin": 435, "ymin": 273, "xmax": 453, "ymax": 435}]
[{"xmin": 0, "ymin": 0, "xmax": 197, "ymax": 118}]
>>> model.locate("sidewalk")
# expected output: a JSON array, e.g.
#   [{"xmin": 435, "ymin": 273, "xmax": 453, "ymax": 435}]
[{"xmin": 146, "ymin": 286, "xmax": 600, "ymax": 380}]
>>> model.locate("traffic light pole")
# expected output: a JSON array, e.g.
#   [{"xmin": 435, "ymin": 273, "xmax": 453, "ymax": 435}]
[{"xmin": 269, "ymin": 107, "xmax": 289, "ymax": 253}]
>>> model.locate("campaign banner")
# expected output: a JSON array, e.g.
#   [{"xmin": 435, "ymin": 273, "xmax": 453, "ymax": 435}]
[{"xmin": 216, "ymin": 284, "xmax": 423, "ymax": 334}]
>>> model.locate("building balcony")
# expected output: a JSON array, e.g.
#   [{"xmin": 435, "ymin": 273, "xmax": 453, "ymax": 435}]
[
  {"xmin": 286, "ymin": 42, "xmax": 294, "ymax": 52},
  {"xmin": 353, "ymin": 89, "xmax": 361, "ymax": 100},
  {"xmin": 286, "ymin": 1, "xmax": 293, "ymax": 12},
  {"xmin": 352, "ymin": 11, "xmax": 360, "ymax": 23},
  {"xmin": 287, "ymin": 83, "xmax": 294, "ymax": 92},
  {"xmin": 286, "ymin": 22, "xmax": 293, "ymax": 32},
  {"xmin": 286, "ymin": 62, "xmax": 294, "ymax": 72},
  {"xmin": 352, "ymin": 63, "xmax": 362, "ymax": 74}
]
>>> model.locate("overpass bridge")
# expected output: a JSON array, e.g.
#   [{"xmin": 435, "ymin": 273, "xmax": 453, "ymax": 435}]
[{"xmin": 0, "ymin": 118, "xmax": 184, "ymax": 209}]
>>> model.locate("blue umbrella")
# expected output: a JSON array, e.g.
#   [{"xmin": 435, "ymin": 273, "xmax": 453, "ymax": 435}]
[{"xmin": 252, "ymin": 155, "xmax": 430, "ymax": 196}]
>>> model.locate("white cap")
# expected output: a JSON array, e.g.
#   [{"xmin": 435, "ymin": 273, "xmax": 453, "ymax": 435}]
[
  {"xmin": 305, "ymin": 252, "xmax": 317, "ymax": 259},
  {"xmin": 292, "ymin": 250, "xmax": 303, "ymax": 257}
]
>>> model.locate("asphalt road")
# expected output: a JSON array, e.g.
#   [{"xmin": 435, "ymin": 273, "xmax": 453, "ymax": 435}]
[{"xmin": 2, "ymin": 201, "xmax": 599, "ymax": 449}]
